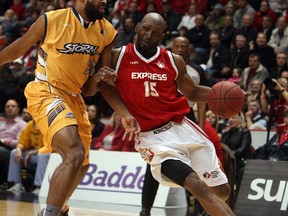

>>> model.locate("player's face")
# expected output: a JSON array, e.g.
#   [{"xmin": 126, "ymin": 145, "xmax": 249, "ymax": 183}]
[
  {"xmin": 84, "ymin": 0, "xmax": 106, "ymax": 22},
  {"xmin": 136, "ymin": 22, "xmax": 164, "ymax": 51},
  {"xmin": 172, "ymin": 39, "xmax": 189, "ymax": 60}
]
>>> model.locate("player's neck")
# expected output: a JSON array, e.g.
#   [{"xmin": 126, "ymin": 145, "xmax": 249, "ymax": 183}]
[{"xmin": 135, "ymin": 44, "xmax": 157, "ymax": 59}]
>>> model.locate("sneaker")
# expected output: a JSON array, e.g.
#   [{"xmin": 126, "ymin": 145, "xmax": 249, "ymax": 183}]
[
  {"xmin": 7, "ymin": 183, "xmax": 24, "ymax": 192},
  {"xmin": 37, "ymin": 207, "xmax": 69, "ymax": 216},
  {"xmin": 31, "ymin": 187, "xmax": 40, "ymax": 196},
  {"xmin": 139, "ymin": 207, "xmax": 151, "ymax": 216},
  {"xmin": 60, "ymin": 206, "xmax": 69, "ymax": 216}
]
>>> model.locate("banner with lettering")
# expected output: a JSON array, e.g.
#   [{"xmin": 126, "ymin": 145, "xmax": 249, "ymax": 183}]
[
  {"xmin": 235, "ymin": 160, "xmax": 288, "ymax": 216},
  {"xmin": 39, "ymin": 151, "xmax": 186, "ymax": 207}
]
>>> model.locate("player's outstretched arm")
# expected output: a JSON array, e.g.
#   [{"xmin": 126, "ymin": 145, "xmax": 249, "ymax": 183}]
[
  {"xmin": 0, "ymin": 15, "xmax": 44, "ymax": 66},
  {"xmin": 174, "ymin": 54, "xmax": 211, "ymax": 103}
]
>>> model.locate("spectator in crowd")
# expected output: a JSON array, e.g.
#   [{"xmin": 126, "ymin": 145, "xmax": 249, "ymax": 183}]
[
  {"xmin": 114, "ymin": 16, "xmax": 136, "ymax": 48},
  {"xmin": 221, "ymin": 113, "xmax": 252, "ymax": 174},
  {"xmin": 92, "ymin": 112, "xmax": 135, "ymax": 152},
  {"xmin": 6, "ymin": 120, "xmax": 49, "ymax": 195},
  {"xmin": 249, "ymin": 32, "xmax": 276, "ymax": 72},
  {"xmin": 206, "ymin": 110, "xmax": 220, "ymax": 134},
  {"xmin": 280, "ymin": 70, "xmax": 288, "ymax": 78},
  {"xmin": 0, "ymin": 99, "xmax": 26, "ymax": 184},
  {"xmin": 259, "ymin": 15, "xmax": 274, "ymax": 42},
  {"xmin": 87, "ymin": 104, "xmax": 105, "ymax": 145},
  {"xmin": 10, "ymin": 0, "xmax": 26, "ymax": 20},
  {"xmin": 268, "ymin": 16, "xmax": 288, "ymax": 54},
  {"xmin": 227, "ymin": 67, "xmax": 242, "ymax": 84},
  {"xmin": 144, "ymin": 2, "xmax": 157, "ymax": 13},
  {"xmin": 0, "ymin": 9, "xmax": 20, "ymax": 44},
  {"xmin": 233, "ymin": 0, "xmax": 256, "ymax": 28},
  {"xmin": 237, "ymin": 105, "xmax": 288, "ymax": 197},
  {"xmin": 20, "ymin": 107, "xmax": 32, "ymax": 122},
  {"xmin": 0, "ymin": 24, "xmax": 7, "ymax": 50},
  {"xmin": 253, "ymin": 0, "xmax": 277, "ymax": 31},
  {"xmin": 224, "ymin": 1, "xmax": 236, "ymax": 17},
  {"xmin": 206, "ymin": 31, "xmax": 230, "ymax": 85},
  {"xmin": 109, "ymin": 10, "xmax": 121, "ymax": 30},
  {"xmin": 229, "ymin": 35, "xmax": 250, "ymax": 71},
  {"xmin": 186, "ymin": 14, "xmax": 211, "ymax": 63},
  {"xmin": 247, "ymin": 79, "xmax": 262, "ymax": 104},
  {"xmin": 241, "ymin": 54, "xmax": 269, "ymax": 91},
  {"xmin": 177, "ymin": 3, "xmax": 197, "ymax": 31},
  {"xmin": 125, "ymin": 1, "xmax": 144, "ymax": 24},
  {"xmin": 261, "ymin": 77, "xmax": 288, "ymax": 132},
  {"xmin": 245, "ymin": 99, "xmax": 267, "ymax": 130},
  {"xmin": 220, "ymin": 15, "xmax": 236, "ymax": 49},
  {"xmin": 168, "ymin": 0, "xmax": 191, "ymax": 31},
  {"xmin": 272, "ymin": 52, "xmax": 288, "ymax": 78},
  {"xmin": 188, "ymin": 0, "xmax": 208, "ymax": 15},
  {"xmin": 252, "ymin": 106, "xmax": 288, "ymax": 161},
  {"xmin": 233, "ymin": 13, "xmax": 258, "ymax": 47},
  {"xmin": 205, "ymin": 3, "xmax": 225, "ymax": 31},
  {"xmin": 160, "ymin": 0, "xmax": 181, "ymax": 32},
  {"xmin": 269, "ymin": 0, "xmax": 286, "ymax": 15},
  {"xmin": 137, "ymin": 0, "xmax": 162, "ymax": 14}
]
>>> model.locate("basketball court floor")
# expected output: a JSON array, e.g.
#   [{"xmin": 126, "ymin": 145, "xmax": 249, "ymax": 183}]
[{"xmin": 0, "ymin": 190, "xmax": 190, "ymax": 216}]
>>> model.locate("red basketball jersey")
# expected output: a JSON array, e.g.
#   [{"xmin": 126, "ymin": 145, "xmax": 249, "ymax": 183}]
[{"xmin": 115, "ymin": 44, "xmax": 190, "ymax": 131}]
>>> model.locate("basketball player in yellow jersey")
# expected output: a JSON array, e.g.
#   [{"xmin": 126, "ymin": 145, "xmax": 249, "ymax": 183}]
[{"xmin": 0, "ymin": 0, "xmax": 139, "ymax": 216}]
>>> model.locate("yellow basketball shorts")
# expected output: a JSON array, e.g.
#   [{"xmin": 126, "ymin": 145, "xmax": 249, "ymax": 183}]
[{"xmin": 24, "ymin": 81, "xmax": 91, "ymax": 165}]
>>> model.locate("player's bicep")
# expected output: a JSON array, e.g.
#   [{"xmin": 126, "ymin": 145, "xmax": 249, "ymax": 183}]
[{"xmin": 174, "ymin": 54, "xmax": 197, "ymax": 100}]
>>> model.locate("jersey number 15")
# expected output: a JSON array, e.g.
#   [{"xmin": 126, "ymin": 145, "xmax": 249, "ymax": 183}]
[{"xmin": 144, "ymin": 81, "xmax": 159, "ymax": 97}]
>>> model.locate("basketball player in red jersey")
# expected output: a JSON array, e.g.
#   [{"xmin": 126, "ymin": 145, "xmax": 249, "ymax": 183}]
[
  {"xmin": 0, "ymin": 0, "xmax": 138, "ymax": 216},
  {"xmin": 112, "ymin": 13, "xmax": 234, "ymax": 216}
]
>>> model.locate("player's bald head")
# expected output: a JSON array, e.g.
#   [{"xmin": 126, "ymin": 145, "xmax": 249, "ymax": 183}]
[
  {"xmin": 140, "ymin": 12, "xmax": 166, "ymax": 32},
  {"xmin": 173, "ymin": 36, "xmax": 190, "ymax": 45}
]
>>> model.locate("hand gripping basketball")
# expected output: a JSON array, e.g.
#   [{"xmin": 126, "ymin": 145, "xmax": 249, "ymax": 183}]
[{"xmin": 207, "ymin": 81, "xmax": 245, "ymax": 118}]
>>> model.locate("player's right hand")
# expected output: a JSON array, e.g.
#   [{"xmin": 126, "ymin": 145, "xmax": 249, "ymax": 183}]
[{"xmin": 96, "ymin": 66, "xmax": 117, "ymax": 83}]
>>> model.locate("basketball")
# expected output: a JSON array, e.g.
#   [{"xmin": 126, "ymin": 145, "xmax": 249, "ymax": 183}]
[{"xmin": 207, "ymin": 81, "xmax": 245, "ymax": 118}]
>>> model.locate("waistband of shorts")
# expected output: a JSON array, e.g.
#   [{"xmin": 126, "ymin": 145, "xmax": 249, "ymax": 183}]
[
  {"xmin": 35, "ymin": 75, "xmax": 79, "ymax": 97},
  {"xmin": 140, "ymin": 121, "xmax": 175, "ymax": 136}
]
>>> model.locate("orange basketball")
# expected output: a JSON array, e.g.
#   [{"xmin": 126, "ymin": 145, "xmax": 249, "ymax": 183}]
[{"xmin": 207, "ymin": 81, "xmax": 245, "ymax": 118}]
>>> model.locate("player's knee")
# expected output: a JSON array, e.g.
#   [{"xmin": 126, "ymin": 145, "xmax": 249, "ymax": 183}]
[
  {"xmin": 183, "ymin": 172, "xmax": 211, "ymax": 199},
  {"xmin": 63, "ymin": 140, "xmax": 85, "ymax": 168},
  {"xmin": 212, "ymin": 183, "xmax": 231, "ymax": 201}
]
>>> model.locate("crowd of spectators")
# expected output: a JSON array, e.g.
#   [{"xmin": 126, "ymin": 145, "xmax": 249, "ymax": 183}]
[{"xmin": 0, "ymin": 0, "xmax": 288, "ymax": 209}]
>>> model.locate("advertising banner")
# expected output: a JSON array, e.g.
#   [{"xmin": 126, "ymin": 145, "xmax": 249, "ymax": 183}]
[
  {"xmin": 39, "ymin": 151, "xmax": 186, "ymax": 208},
  {"xmin": 235, "ymin": 160, "xmax": 288, "ymax": 216}
]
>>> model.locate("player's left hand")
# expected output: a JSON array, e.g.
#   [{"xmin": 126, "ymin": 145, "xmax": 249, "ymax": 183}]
[{"xmin": 121, "ymin": 117, "xmax": 140, "ymax": 141}]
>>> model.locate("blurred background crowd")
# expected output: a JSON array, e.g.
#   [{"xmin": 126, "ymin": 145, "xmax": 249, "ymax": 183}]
[{"xmin": 0, "ymin": 0, "xmax": 288, "ymax": 211}]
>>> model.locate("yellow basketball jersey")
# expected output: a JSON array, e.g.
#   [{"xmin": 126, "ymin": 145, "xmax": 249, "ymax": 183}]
[{"xmin": 35, "ymin": 7, "xmax": 117, "ymax": 94}]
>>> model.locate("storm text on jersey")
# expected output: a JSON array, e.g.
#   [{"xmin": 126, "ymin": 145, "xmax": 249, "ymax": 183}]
[{"xmin": 57, "ymin": 43, "xmax": 100, "ymax": 56}]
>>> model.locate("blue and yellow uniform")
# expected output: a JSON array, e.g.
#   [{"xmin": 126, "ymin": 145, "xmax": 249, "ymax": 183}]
[{"xmin": 25, "ymin": 7, "xmax": 117, "ymax": 164}]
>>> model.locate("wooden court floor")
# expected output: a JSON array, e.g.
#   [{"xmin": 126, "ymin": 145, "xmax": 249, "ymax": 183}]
[{"xmin": 0, "ymin": 191, "xmax": 189, "ymax": 216}]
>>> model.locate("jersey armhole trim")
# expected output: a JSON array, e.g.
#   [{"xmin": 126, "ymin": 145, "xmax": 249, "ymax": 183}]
[
  {"xmin": 168, "ymin": 51, "xmax": 179, "ymax": 80},
  {"xmin": 115, "ymin": 46, "xmax": 126, "ymax": 74},
  {"xmin": 105, "ymin": 32, "xmax": 118, "ymax": 48},
  {"xmin": 42, "ymin": 14, "xmax": 47, "ymax": 42}
]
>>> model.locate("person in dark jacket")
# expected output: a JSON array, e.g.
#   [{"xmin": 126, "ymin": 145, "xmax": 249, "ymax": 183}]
[
  {"xmin": 221, "ymin": 113, "xmax": 252, "ymax": 173},
  {"xmin": 236, "ymin": 106, "xmax": 288, "ymax": 198},
  {"xmin": 253, "ymin": 106, "xmax": 288, "ymax": 161}
]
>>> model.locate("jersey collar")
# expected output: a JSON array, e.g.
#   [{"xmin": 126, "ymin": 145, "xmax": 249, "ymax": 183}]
[
  {"xmin": 72, "ymin": 7, "xmax": 94, "ymax": 29},
  {"xmin": 133, "ymin": 45, "xmax": 160, "ymax": 63}
]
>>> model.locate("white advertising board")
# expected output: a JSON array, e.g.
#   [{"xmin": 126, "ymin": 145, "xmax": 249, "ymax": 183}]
[{"xmin": 39, "ymin": 151, "xmax": 186, "ymax": 208}]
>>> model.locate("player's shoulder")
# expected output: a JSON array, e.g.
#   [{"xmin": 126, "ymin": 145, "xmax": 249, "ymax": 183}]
[{"xmin": 45, "ymin": 7, "xmax": 70, "ymax": 17}]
